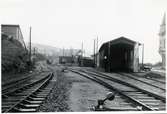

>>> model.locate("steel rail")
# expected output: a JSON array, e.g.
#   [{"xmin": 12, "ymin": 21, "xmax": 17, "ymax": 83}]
[
  {"xmin": 131, "ymin": 73, "xmax": 165, "ymax": 84},
  {"xmin": 2, "ymin": 74, "xmax": 50, "ymax": 97},
  {"xmin": 2, "ymin": 74, "xmax": 32, "ymax": 87},
  {"xmin": 2, "ymin": 75, "xmax": 32, "ymax": 89},
  {"xmin": 84, "ymin": 69, "xmax": 166, "ymax": 103},
  {"xmin": 2, "ymin": 76, "xmax": 33, "ymax": 94},
  {"xmin": 70, "ymin": 69, "xmax": 154, "ymax": 111},
  {"xmin": 3, "ymin": 73, "xmax": 53, "ymax": 113},
  {"xmin": 118, "ymin": 72, "xmax": 165, "ymax": 91}
]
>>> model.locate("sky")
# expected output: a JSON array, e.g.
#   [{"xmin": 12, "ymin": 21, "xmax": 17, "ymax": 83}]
[{"xmin": 0, "ymin": 0, "xmax": 166, "ymax": 64}]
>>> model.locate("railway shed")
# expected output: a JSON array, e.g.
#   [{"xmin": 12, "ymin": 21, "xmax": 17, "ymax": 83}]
[{"xmin": 99, "ymin": 37, "xmax": 141, "ymax": 72}]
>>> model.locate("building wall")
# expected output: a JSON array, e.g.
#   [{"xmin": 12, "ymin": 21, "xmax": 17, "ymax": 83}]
[
  {"xmin": 1, "ymin": 25, "xmax": 28, "ymax": 72},
  {"xmin": 2, "ymin": 25, "xmax": 26, "ymax": 50},
  {"xmin": 159, "ymin": 14, "xmax": 166, "ymax": 69},
  {"xmin": 133, "ymin": 43, "xmax": 140, "ymax": 72}
]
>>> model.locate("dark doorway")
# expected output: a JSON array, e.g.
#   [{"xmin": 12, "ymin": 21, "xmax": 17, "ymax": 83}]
[{"xmin": 109, "ymin": 43, "xmax": 134, "ymax": 72}]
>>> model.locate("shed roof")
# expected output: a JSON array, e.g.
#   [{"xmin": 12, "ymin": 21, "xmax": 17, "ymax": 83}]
[
  {"xmin": 99, "ymin": 36, "xmax": 141, "ymax": 51},
  {"xmin": 1, "ymin": 24, "xmax": 20, "ymax": 27}
]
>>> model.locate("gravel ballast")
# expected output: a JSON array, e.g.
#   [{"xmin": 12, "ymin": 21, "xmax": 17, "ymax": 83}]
[
  {"xmin": 37, "ymin": 66, "xmax": 111, "ymax": 112},
  {"xmin": 38, "ymin": 69, "xmax": 71, "ymax": 112}
]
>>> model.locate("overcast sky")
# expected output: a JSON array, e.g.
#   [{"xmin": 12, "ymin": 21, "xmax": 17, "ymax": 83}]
[{"xmin": 0, "ymin": 0, "xmax": 166, "ymax": 64}]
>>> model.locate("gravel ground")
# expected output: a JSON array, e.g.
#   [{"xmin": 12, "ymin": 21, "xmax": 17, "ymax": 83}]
[
  {"xmin": 38, "ymin": 68, "xmax": 71, "ymax": 112},
  {"xmin": 37, "ymin": 66, "xmax": 112, "ymax": 112},
  {"xmin": 66, "ymin": 71, "xmax": 110, "ymax": 111}
]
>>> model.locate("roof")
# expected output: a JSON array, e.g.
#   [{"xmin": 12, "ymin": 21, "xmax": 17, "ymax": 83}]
[
  {"xmin": 1, "ymin": 24, "xmax": 20, "ymax": 28},
  {"xmin": 99, "ymin": 36, "xmax": 141, "ymax": 51}
]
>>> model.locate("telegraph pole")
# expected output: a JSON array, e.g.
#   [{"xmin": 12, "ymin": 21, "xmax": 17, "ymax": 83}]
[
  {"xmin": 81, "ymin": 42, "xmax": 83, "ymax": 57},
  {"xmin": 96, "ymin": 36, "xmax": 98, "ymax": 66},
  {"xmin": 29, "ymin": 27, "xmax": 32, "ymax": 70},
  {"xmin": 94, "ymin": 39, "xmax": 96, "ymax": 67},
  {"xmin": 142, "ymin": 43, "xmax": 144, "ymax": 68},
  {"xmin": 33, "ymin": 48, "xmax": 35, "ymax": 55},
  {"xmin": 63, "ymin": 48, "xmax": 64, "ymax": 56},
  {"xmin": 108, "ymin": 41, "xmax": 110, "ymax": 72}
]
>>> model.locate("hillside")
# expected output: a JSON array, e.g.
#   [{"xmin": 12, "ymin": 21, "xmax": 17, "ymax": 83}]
[
  {"xmin": 28, "ymin": 43, "xmax": 80, "ymax": 57},
  {"xmin": 2, "ymin": 35, "xmax": 28, "ymax": 72}
]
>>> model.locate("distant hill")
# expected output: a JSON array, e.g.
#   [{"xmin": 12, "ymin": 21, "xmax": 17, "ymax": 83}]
[{"xmin": 26, "ymin": 43, "xmax": 80, "ymax": 57}]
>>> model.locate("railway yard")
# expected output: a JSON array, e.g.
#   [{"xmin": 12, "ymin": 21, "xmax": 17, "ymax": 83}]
[
  {"xmin": 2, "ymin": 23, "xmax": 166, "ymax": 112},
  {"xmin": 1, "ymin": 62, "xmax": 166, "ymax": 112},
  {"xmin": 1, "ymin": 0, "xmax": 166, "ymax": 113}
]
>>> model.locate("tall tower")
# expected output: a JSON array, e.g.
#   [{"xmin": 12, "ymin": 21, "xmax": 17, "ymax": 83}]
[{"xmin": 159, "ymin": 13, "xmax": 166, "ymax": 69}]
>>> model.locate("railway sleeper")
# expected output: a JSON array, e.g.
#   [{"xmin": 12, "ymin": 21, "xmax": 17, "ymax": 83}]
[
  {"xmin": 119, "ymin": 102, "xmax": 133, "ymax": 105},
  {"xmin": 106, "ymin": 105, "xmax": 138, "ymax": 108},
  {"xmin": 102, "ymin": 106, "xmax": 140, "ymax": 111},
  {"xmin": 124, "ymin": 93, "xmax": 146, "ymax": 95},
  {"xmin": 9, "ymin": 83, "xmax": 32, "ymax": 91},
  {"xmin": 41, "ymin": 90, "xmax": 52, "ymax": 93},
  {"xmin": 30, "ymin": 94, "xmax": 46, "ymax": 98},
  {"xmin": 146, "ymin": 103, "xmax": 165, "ymax": 106},
  {"xmin": 38, "ymin": 88, "xmax": 51, "ymax": 91},
  {"xmin": 2, "ymin": 102, "xmax": 18, "ymax": 105},
  {"xmin": 152, "ymin": 105, "xmax": 166, "ymax": 109},
  {"xmin": 11, "ymin": 107, "xmax": 36, "ymax": 112},
  {"xmin": 31, "ymin": 94, "xmax": 47, "ymax": 97},
  {"xmin": 132, "ymin": 96, "xmax": 159, "ymax": 99},
  {"xmin": 14, "ymin": 90, "xmax": 35, "ymax": 94},
  {"xmin": 126, "ymin": 94, "xmax": 148, "ymax": 96},
  {"xmin": 27, "ymin": 96, "xmax": 45, "ymax": 101},
  {"xmin": 3, "ymin": 96, "xmax": 26, "ymax": 99},
  {"xmin": 36, "ymin": 90, "xmax": 50, "ymax": 93},
  {"xmin": 157, "ymin": 107, "xmax": 166, "ymax": 110},
  {"xmin": 138, "ymin": 99, "xmax": 163, "ymax": 102},
  {"xmin": 147, "ymin": 107, "xmax": 160, "ymax": 110},
  {"xmin": 23, "ymin": 99, "xmax": 43, "ymax": 104},
  {"xmin": 12, "ymin": 93, "xmax": 34, "ymax": 96},
  {"xmin": 2, "ymin": 98, "xmax": 21, "ymax": 102},
  {"xmin": 18, "ymin": 103, "xmax": 40, "ymax": 108},
  {"xmin": 35, "ymin": 93, "xmax": 48, "ymax": 96},
  {"xmin": 123, "ymin": 91, "xmax": 143, "ymax": 93},
  {"xmin": 35, "ymin": 91, "xmax": 49, "ymax": 95},
  {"xmin": 121, "ymin": 90, "xmax": 139, "ymax": 92},
  {"xmin": 2, "ymin": 105, "xmax": 11, "ymax": 109}
]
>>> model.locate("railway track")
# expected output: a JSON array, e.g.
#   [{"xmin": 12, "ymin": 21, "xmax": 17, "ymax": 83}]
[
  {"xmin": 2, "ymin": 72, "xmax": 49, "ymax": 97},
  {"xmin": 83, "ymin": 68, "xmax": 165, "ymax": 91},
  {"xmin": 69, "ymin": 68, "xmax": 165, "ymax": 111},
  {"xmin": 2, "ymin": 75, "xmax": 32, "ymax": 88},
  {"xmin": 118, "ymin": 72, "xmax": 165, "ymax": 91},
  {"xmin": 83, "ymin": 68, "xmax": 166, "ymax": 99},
  {"xmin": 132, "ymin": 72, "xmax": 166, "ymax": 84},
  {"xmin": 2, "ymin": 73, "xmax": 54, "ymax": 113}
]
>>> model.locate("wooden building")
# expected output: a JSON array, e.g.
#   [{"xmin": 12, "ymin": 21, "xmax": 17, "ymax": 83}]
[{"xmin": 99, "ymin": 37, "xmax": 141, "ymax": 72}]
